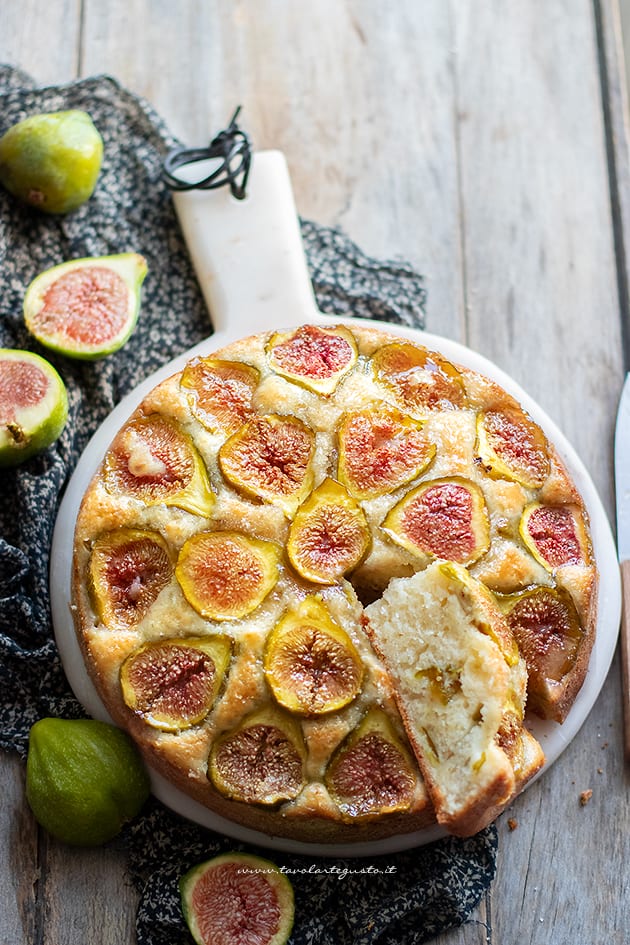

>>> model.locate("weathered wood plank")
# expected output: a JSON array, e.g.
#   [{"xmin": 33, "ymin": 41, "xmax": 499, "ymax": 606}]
[
  {"xmin": 494, "ymin": 665, "xmax": 627, "ymax": 943},
  {"xmin": 454, "ymin": 0, "xmax": 623, "ymax": 510},
  {"xmin": 0, "ymin": 0, "xmax": 81, "ymax": 82},
  {"xmin": 0, "ymin": 756, "xmax": 39, "ymax": 945},
  {"xmin": 598, "ymin": 0, "xmax": 630, "ymax": 372},
  {"xmin": 41, "ymin": 839, "xmax": 137, "ymax": 945},
  {"xmin": 453, "ymin": 1, "xmax": 628, "ymax": 943},
  {"xmin": 79, "ymin": 0, "xmax": 464, "ymax": 340}
]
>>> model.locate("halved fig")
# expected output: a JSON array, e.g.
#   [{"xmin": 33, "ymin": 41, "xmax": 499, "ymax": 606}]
[
  {"xmin": 325, "ymin": 708, "xmax": 417, "ymax": 818},
  {"xmin": 120, "ymin": 635, "xmax": 231, "ymax": 731},
  {"xmin": 520, "ymin": 502, "xmax": 590, "ymax": 570},
  {"xmin": 337, "ymin": 405, "xmax": 436, "ymax": 500},
  {"xmin": 501, "ymin": 586, "xmax": 584, "ymax": 720},
  {"xmin": 266, "ymin": 324, "xmax": 358, "ymax": 395},
  {"xmin": 382, "ymin": 476, "xmax": 490, "ymax": 566},
  {"xmin": 286, "ymin": 477, "xmax": 371, "ymax": 584},
  {"xmin": 176, "ymin": 531, "xmax": 281, "ymax": 621},
  {"xmin": 209, "ymin": 705, "xmax": 306, "ymax": 805},
  {"xmin": 89, "ymin": 528, "xmax": 173, "ymax": 629},
  {"xmin": 475, "ymin": 407, "xmax": 550, "ymax": 489},
  {"xmin": 372, "ymin": 342, "xmax": 467, "ymax": 411},
  {"xmin": 23, "ymin": 253, "xmax": 147, "ymax": 359},
  {"xmin": 264, "ymin": 596, "xmax": 364, "ymax": 715},
  {"xmin": 103, "ymin": 414, "xmax": 215, "ymax": 517},
  {"xmin": 180, "ymin": 852, "xmax": 295, "ymax": 945},
  {"xmin": 0, "ymin": 348, "xmax": 68, "ymax": 466},
  {"xmin": 180, "ymin": 357, "xmax": 260, "ymax": 435},
  {"xmin": 219, "ymin": 413, "xmax": 315, "ymax": 516}
]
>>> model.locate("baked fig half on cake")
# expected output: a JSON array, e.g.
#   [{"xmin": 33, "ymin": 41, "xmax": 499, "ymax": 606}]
[{"xmin": 71, "ymin": 322, "xmax": 598, "ymax": 843}]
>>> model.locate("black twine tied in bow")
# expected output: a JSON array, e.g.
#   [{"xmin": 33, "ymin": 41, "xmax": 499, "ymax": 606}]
[{"xmin": 163, "ymin": 106, "xmax": 252, "ymax": 200}]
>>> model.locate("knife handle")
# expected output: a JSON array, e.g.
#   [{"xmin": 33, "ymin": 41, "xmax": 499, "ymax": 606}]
[{"xmin": 620, "ymin": 560, "xmax": 630, "ymax": 762}]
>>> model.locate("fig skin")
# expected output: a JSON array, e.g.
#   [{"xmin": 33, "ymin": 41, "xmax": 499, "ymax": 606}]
[
  {"xmin": 219, "ymin": 413, "xmax": 315, "ymax": 516},
  {"xmin": 475, "ymin": 407, "xmax": 550, "ymax": 489},
  {"xmin": 89, "ymin": 528, "xmax": 173, "ymax": 629},
  {"xmin": 286, "ymin": 477, "xmax": 371, "ymax": 585},
  {"xmin": 266, "ymin": 324, "xmax": 358, "ymax": 394},
  {"xmin": 208, "ymin": 706, "xmax": 307, "ymax": 805},
  {"xmin": 103, "ymin": 413, "xmax": 215, "ymax": 518},
  {"xmin": 180, "ymin": 357, "xmax": 260, "ymax": 435},
  {"xmin": 520, "ymin": 502, "xmax": 590, "ymax": 570},
  {"xmin": 325, "ymin": 708, "xmax": 417, "ymax": 819},
  {"xmin": 382, "ymin": 476, "xmax": 490, "ymax": 566},
  {"xmin": 372, "ymin": 342, "xmax": 467, "ymax": 411},
  {"xmin": 263, "ymin": 596, "xmax": 364, "ymax": 715},
  {"xmin": 26, "ymin": 718, "xmax": 149, "ymax": 847},
  {"xmin": 176, "ymin": 531, "xmax": 281, "ymax": 621},
  {"xmin": 0, "ymin": 109, "xmax": 103, "ymax": 214},
  {"xmin": 120, "ymin": 636, "xmax": 232, "ymax": 731},
  {"xmin": 337, "ymin": 405, "xmax": 436, "ymax": 500},
  {"xmin": 179, "ymin": 852, "xmax": 295, "ymax": 945},
  {"xmin": 23, "ymin": 253, "xmax": 147, "ymax": 359},
  {"xmin": 0, "ymin": 348, "xmax": 68, "ymax": 466}
]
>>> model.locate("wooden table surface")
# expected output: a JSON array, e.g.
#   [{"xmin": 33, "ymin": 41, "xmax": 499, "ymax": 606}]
[{"xmin": 2, "ymin": 1, "xmax": 630, "ymax": 942}]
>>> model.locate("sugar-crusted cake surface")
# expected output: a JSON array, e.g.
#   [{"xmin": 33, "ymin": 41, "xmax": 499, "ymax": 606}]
[{"xmin": 71, "ymin": 323, "xmax": 596, "ymax": 842}]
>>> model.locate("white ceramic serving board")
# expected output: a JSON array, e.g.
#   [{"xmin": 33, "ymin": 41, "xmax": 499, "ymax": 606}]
[{"xmin": 51, "ymin": 151, "xmax": 621, "ymax": 857}]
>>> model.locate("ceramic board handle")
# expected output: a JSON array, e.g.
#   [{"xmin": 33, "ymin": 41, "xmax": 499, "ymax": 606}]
[{"xmin": 171, "ymin": 150, "xmax": 321, "ymax": 336}]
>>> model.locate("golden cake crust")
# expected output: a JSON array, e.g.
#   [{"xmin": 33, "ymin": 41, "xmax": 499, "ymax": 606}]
[{"xmin": 71, "ymin": 322, "xmax": 598, "ymax": 842}]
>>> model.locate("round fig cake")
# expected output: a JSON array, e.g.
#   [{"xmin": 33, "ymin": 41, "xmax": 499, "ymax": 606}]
[{"xmin": 71, "ymin": 323, "xmax": 598, "ymax": 840}]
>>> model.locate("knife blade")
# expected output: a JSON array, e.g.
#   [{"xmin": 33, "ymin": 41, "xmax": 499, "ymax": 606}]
[{"xmin": 614, "ymin": 372, "xmax": 630, "ymax": 761}]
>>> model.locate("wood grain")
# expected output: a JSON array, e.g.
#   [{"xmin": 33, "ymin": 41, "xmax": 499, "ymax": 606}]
[
  {"xmin": 0, "ymin": 0, "xmax": 81, "ymax": 82},
  {"xmin": 79, "ymin": 0, "xmax": 464, "ymax": 340},
  {"xmin": 1, "ymin": 1, "xmax": 630, "ymax": 943},
  {"xmin": 452, "ymin": 3, "xmax": 628, "ymax": 941},
  {"xmin": 42, "ymin": 840, "xmax": 137, "ymax": 945},
  {"xmin": 454, "ymin": 0, "xmax": 623, "ymax": 504},
  {"xmin": 0, "ymin": 757, "xmax": 39, "ymax": 945}
]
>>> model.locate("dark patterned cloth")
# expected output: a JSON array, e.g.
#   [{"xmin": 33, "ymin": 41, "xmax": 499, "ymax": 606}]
[{"xmin": 0, "ymin": 66, "xmax": 496, "ymax": 945}]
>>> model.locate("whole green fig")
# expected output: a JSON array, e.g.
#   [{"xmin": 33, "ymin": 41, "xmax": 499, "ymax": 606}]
[
  {"xmin": 26, "ymin": 718, "xmax": 150, "ymax": 846},
  {"xmin": 0, "ymin": 110, "xmax": 103, "ymax": 214}
]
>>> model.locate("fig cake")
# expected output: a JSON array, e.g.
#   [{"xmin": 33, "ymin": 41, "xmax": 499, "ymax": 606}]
[{"xmin": 71, "ymin": 323, "xmax": 598, "ymax": 840}]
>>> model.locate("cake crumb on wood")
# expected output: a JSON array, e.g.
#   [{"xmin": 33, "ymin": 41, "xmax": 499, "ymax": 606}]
[{"xmin": 579, "ymin": 789, "xmax": 593, "ymax": 806}]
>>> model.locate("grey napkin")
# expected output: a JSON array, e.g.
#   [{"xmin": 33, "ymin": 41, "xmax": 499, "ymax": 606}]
[{"xmin": 0, "ymin": 65, "xmax": 496, "ymax": 945}]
